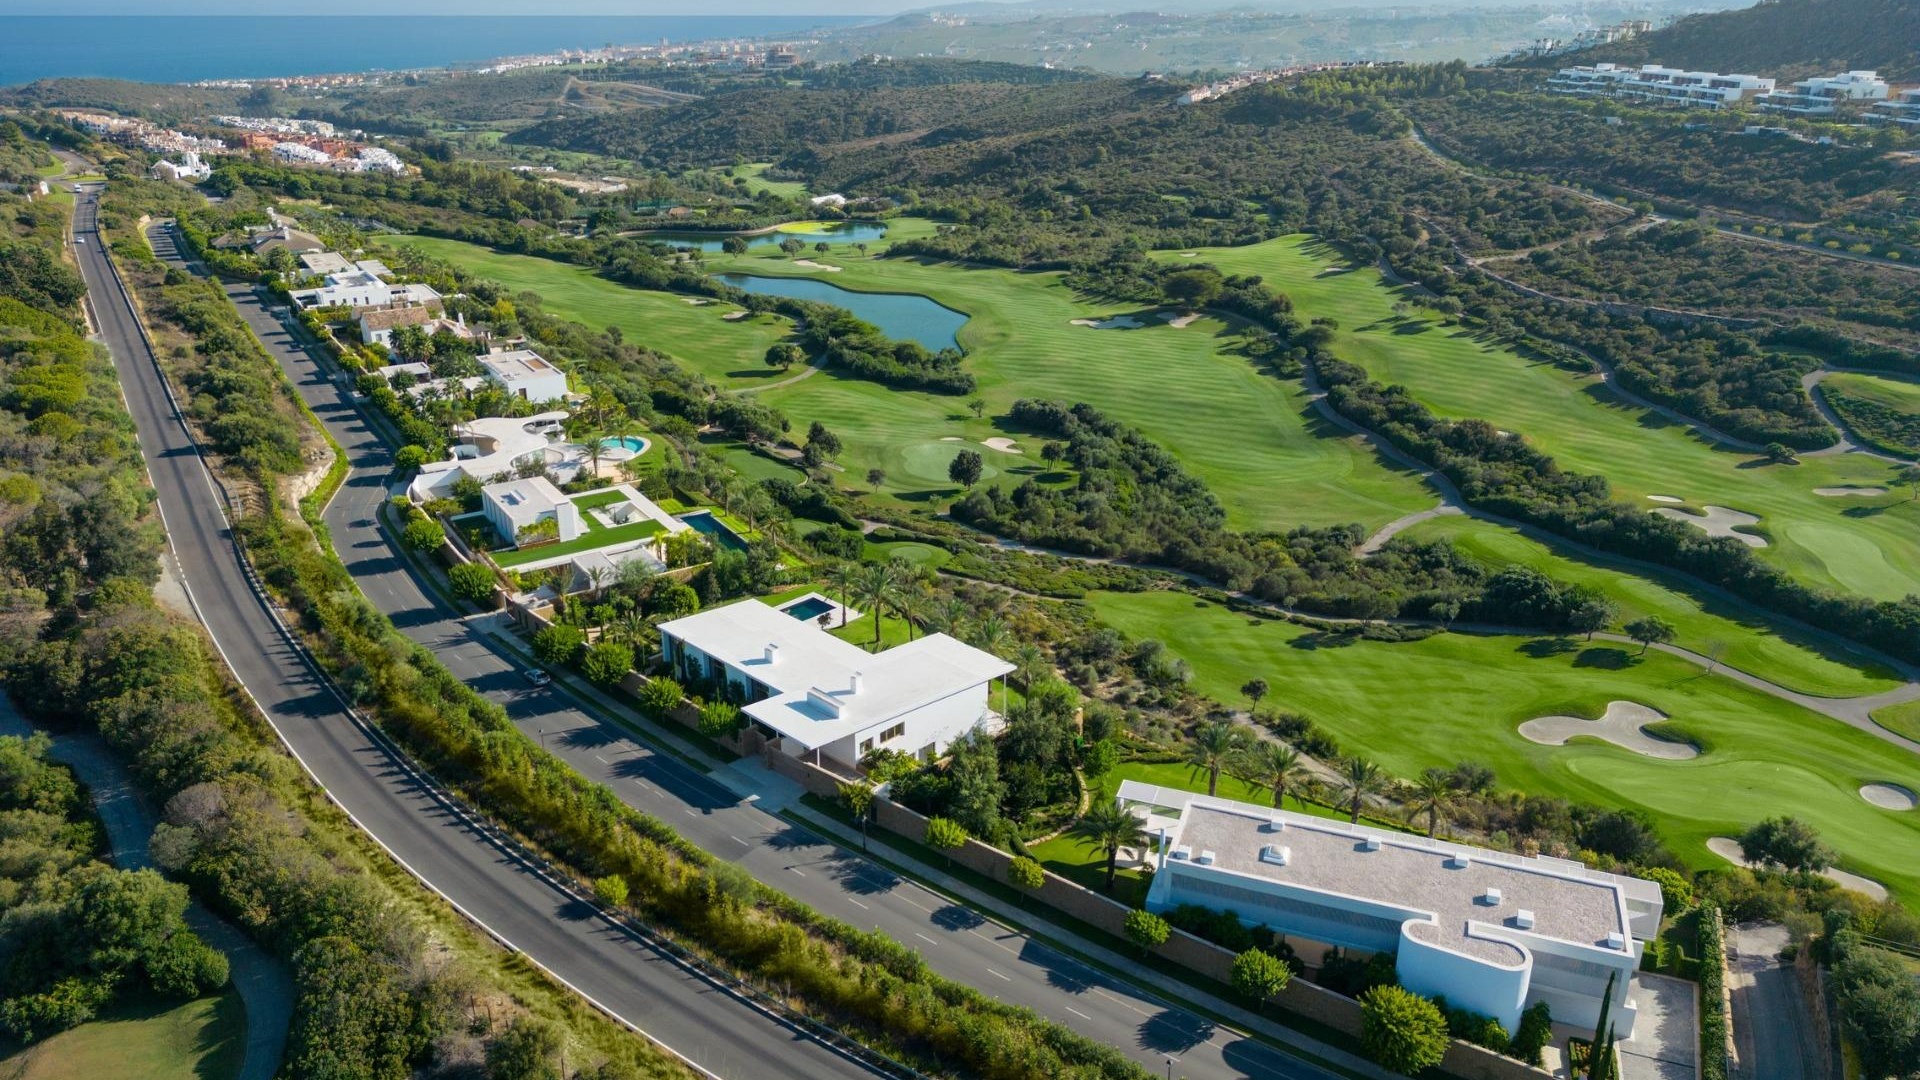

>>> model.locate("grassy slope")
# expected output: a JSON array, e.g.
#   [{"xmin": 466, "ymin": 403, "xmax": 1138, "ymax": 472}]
[
  {"xmin": 705, "ymin": 241, "xmax": 1432, "ymax": 532},
  {"xmin": 1088, "ymin": 590, "xmax": 1920, "ymax": 904},
  {"xmin": 1827, "ymin": 371, "xmax": 1920, "ymax": 416},
  {"xmin": 1162, "ymin": 236, "xmax": 1920, "ymax": 600},
  {"xmin": 0, "ymin": 991, "xmax": 244, "ymax": 1080},
  {"xmin": 1403, "ymin": 515, "xmax": 1898, "ymax": 698}
]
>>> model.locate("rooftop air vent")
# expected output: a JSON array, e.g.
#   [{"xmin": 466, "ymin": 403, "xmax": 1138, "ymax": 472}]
[
  {"xmin": 1513, "ymin": 910, "xmax": 1536, "ymax": 930},
  {"xmin": 1261, "ymin": 817, "xmax": 1284, "ymax": 834},
  {"xmin": 1195, "ymin": 849, "xmax": 1216, "ymax": 866},
  {"xmin": 1481, "ymin": 887, "xmax": 1503, "ymax": 906},
  {"xmin": 1447, "ymin": 851, "xmax": 1471, "ymax": 869},
  {"xmin": 1606, "ymin": 931, "xmax": 1628, "ymax": 951},
  {"xmin": 1260, "ymin": 845, "xmax": 1291, "ymax": 867},
  {"xmin": 1361, "ymin": 836, "xmax": 1381, "ymax": 851},
  {"xmin": 1169, "ymin": 845, "xmax": 1192, "ymax": 861}
]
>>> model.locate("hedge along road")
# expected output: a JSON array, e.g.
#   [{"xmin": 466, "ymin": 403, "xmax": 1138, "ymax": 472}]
[
  {"xmin": 157, "ymin": 222, "xmax": 1362, "ymax": 1080},
  {"xmin": 106, "ymin": 201, "xmax": 888, "ymax": 1080}
]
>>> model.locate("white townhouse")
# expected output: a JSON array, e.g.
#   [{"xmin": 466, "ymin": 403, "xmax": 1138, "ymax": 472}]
[
  {"xmin": 1548, "ymin": 63, "xmax": 1774, "ymax": 109},
  {"xmin": 480, "ymin": 348, "xmax": 570, "ymax": 404},
  {"xmin": 1759, "ymin": 71, "xmax": 1889, "ymax": 115},
  {"xmin": 1123, "ymin": 782, "xmax": 1663, "ymax": 1039},
  {"xmin": 1869, "ymin": 88, "xmax": 1920, "ymax": 130},
  {"xmin": 658, "ymin": 600, "xmax": 1014, "ymax": 771}
]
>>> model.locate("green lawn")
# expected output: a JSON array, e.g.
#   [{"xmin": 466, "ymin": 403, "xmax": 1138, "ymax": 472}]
[
  {"xmin": 0, "ymin": 991, "xmax": 244, "ymax": 1080},
  {"xmin": 704, "ymin": 239, "xmax": 1433, "ymax": 532},
  {"xmin": 1163, "ymin": 236, "xmax": 1920, "ymax": 601},
  {"xmin": 1104, "ymin": 760, "xmax": 1410, "ymax": 832},
  {"xmin": 1826, "ymin": 371, "xmax": 1920, "ymax": 418},
  {"xmin": 1873, "ymin": 700, "xmax": 1920, "ymax": 742},
  {"xmin": 491, "ymin": 518, "xmax": 664, "ymax": 568},
  {"xmin": 1088, "ymin": 589, "xmax": 1920, "ymax": 905},
  {"xmin": 394, "ymin": 236, "xmax": 799, "ymax": 391},
  {"xmin": 1402, "ymin": 515, "xmax": 1898, "ymax": 698},
  {"xmin": 729, "ymin": 162, "xmax": 809, "ymax": 200}
]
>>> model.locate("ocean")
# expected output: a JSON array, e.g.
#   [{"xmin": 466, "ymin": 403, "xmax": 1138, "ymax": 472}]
[{"xmin": 0, "ymin": 16, "xmax": 869, "ymax": 88}]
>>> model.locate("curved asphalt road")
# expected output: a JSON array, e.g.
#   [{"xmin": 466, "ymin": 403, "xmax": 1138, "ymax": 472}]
[
  {"xmin": 142, "ymin": 211, "xmax": 1348, "ymax": 1080},
  {"xmin": 75, "ymin": 190, "xmax": 887, "ymax": 1080}
]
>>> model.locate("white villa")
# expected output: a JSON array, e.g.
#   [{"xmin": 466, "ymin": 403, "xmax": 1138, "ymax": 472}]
[
  {"xmin": 1870, "ymin": 88, "xmax": 1920, "ymax": 130},
  {"xmin": 1547, "ymin": 63, "xmax": 1774, "ymax": 108},
  {"xmin": 1123, "ymin": 782, "xmax": 1663, "ymax": 1039},
  {"xmin": 408, "ymin": 411, "xmax": 573, "ymax": 500},
  {"xmin": 658, "ymin": 600, "xmax": 1015, "ymax": 771},
  {"xmin": 290, "ymin": 267, "xmax": 441, "ymax": 313},
  {"xmin": 1759, "ymin": 70, "xmax": 1889, "ymax": 115},
  {"xmin": 482, "ymin": 476, "xmax": 581, "ymax": 546},
  {"xmin": 480, "ymin": 348, "xmax": 570, "ymax": 403},
  {"xmin": 150, "ymin": 151, "xmax": 211, "ymax": 182}
]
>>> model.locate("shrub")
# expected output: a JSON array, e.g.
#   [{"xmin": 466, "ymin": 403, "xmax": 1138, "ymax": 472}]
[
  {"xmin": 446, "ymin": 562, "xmax": 496, "ymax": 604},
  {"xmin": 1360, "ymin": 985, "xmax": 1449, "ymax": 1075},
  {"xmin": 531, "ymin": 623, "xmax": 585, "ymax": 666},
  {"xmin": 393, "ymin": 444, "xmax": 432, "ymax": 470},
  {"xmin": 1510, "ymin": 1001, "xmax": 1553, "ymax": 1066},
  {"xmin": 1123, "ymin": 909, "xmax": 1170, "ymax": 956},
  {"xmin": 1007, "ymin": 855, "xmax": 1045, "ymax": 895},
  {"xmin": 638, "ymin": 675, "xmax": 683, "ymax": 714},
  {"xmin": 401, "ymin": 515, "xmax": 446, "ymax": 550},
  {"xmin": 1637, "ymin": 865, "xmax": 1695, "ymax": 912},
  {"xmin": 696, "ymin": 700, "xmax": 741, "ymax": 738},
  {"xmin": 580, "ymin": 640, "xmax": 634, "ymax": 686},
  {"xmin": 1317, "ymin": 947, "xmax": 1397, "ymax": 998},
  {"xmin": 592, "ymin": 874, "xmax": 629, "ymax": 909},
  {"xmin": 1697, "ymin": 907, "xmax": 1729, "ymax": 1080},
  {"xmin": 1230, "ymin": 947, "xmax": 1292, "ymax": 1009},
  {"xmin": 924, "ymin": 816, "xmax": 967, "ymax": 861}
]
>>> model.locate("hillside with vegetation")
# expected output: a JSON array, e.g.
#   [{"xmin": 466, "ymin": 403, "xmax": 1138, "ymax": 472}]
[{"xmin": 1531, "ymin": 0, "xmax": 1920, "ymax": 81}]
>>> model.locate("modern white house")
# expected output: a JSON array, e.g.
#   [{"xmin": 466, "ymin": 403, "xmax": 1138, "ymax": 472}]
[
  {"xmin": 1759, "ymin": 71, "xmax": 1889, "ymax": 115},
  {"xmin": 150, "ymin": 151, "xmax": 211, "ymax": 181},
  {"xmin": 480, "ymin": 348, "xmax": 570, "ymax": 403},
  {"xmin": 1548, "ymin": 63, "xmax": 1774, "ymax": 108},
  {"xmin": 289, "ymin": 268, "xmax": 441, "ymax": 313},
  {"xmin": 481, "ymin": 476, "xmax": 582, "ymax": 547},
  {"xmin": 1123, "ymin": 782, "xmax": 1663, "ymax": 1039},
  {"xmin": 407, "ymin": 412, "xmax": 574, "ymax": 501},
  {"xmin": 1869, "ymin": 88, "xmax": 1920, "ymax": 130},
  {"xmin": 658, "ymin": 600, "xmax": 1014, "ymax": 771}
]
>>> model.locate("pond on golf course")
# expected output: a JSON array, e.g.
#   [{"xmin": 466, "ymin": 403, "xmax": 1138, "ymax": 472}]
[
  {"xmin": 714, "ymin": 272, "xmax": 967, "ymax": 353},
  {"xmin": 644, "ymin": 221, "xmax": 889, "ymax": 252}
]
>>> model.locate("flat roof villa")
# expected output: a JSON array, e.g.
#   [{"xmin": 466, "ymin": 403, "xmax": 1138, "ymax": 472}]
[
  {"xmin": 659, "ymin": 600, "xmax": 1014, "ymax": 772},
  {"xmin": 1759, "ymin": 70, "xmax": 1889, "ymax": 115},
  {"xmin": 1122, "ymin": 782, "xmax": 1663, "ymax": 1039},
  {"xmin": 290, "ymin": 268, "xmax": 442, "ymax": 312},
  {"xmin": 1870, "ymin": 88, "xmax": 1920, "ymax": 130},
  {"xmin": 1548, "ymin": 62, "xmax": 1773, "ymax": 108},
  {"xmin": 482, "ymin": 476, "xmax": 582, "ymax": 546},
  {"xmin": 480, "ymin": 348, "xmax": 570, "ymax": 404},
  {"xmin": 408, "ymin": 411, "xmax": 575, "ymax": 500}
]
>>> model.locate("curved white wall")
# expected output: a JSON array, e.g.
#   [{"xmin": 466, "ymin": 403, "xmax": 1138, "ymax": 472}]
[{"xmin": 1396, "ymin": 921, "xmax": 1529, "ymax": 1033}]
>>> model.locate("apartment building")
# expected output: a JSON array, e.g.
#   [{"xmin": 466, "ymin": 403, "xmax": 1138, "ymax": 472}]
[{"xmin": 1759, "ymin": 71, "xmax": 1890, "ymax": 115}]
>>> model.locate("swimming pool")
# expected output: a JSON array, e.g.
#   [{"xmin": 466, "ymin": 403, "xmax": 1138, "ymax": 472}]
[
  {"xmin": 600, "ymin": 435, "xmax": 648, "ymax": 454},
  {"xmin": 783, "ymin": 596, "xmax": 835, "ymax": 622},
  {"xmin": 677, "ymin": 510, "xmax": 747, "ymax": 552}
]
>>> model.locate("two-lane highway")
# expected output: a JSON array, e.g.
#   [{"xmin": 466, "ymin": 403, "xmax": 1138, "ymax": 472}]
[
  {"xmin": 144, "ymin": 213, "xmax": 1362, "ymax": 1080},
  {"xmin": 77, "ymin": 189, "xmax": 888, "ymax": 1080}
]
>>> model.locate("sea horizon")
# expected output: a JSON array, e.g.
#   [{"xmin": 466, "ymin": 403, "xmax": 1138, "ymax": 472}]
[{"xmin": 0, "ymin": 15, "xmax": 870, "ymax": 88}]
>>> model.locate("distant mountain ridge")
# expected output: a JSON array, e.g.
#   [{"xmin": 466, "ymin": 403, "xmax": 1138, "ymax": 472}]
[{"xmin": 1532, "ymin": 0, "xmax": 1920, "ymax": 81}]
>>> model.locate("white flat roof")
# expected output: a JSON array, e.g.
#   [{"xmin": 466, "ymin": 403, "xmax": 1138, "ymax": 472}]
[
  {"xmin": 1123, "ymin": 783, "xmax": 1648, "ymax": 963},
  {"xmin": 483, "ymin": 475, "xmax": 566, "ymax": 527},
  {"xmin": 660, "ymin": 600, "xmax": 1013, "ymax": 749},
  {"xmin": 482, "ymin": 349, "xmax": 562, "ymax": 384}
]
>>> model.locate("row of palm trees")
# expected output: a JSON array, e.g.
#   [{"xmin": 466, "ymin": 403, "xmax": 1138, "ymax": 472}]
[
  {"xmin": 827, "ymin": 560, "xmax": 1037, "ymax": 665},
  {"xmin": 1186, "ymin": 721, "xmax": 1459, "ymax": 835}
]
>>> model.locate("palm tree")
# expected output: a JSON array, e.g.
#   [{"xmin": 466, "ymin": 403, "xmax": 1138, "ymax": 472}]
[
  {"xmin": 931, "ymin": 597, "xmax": 971, "ymax": 639},
  {"xmin": 892, "ymin": 587, "xmax": 924, "ymax": 641},
  {"xmin": 1012, "ymin": 643, "xmax": 1048, "ymax": 690},
  {"xmin": 829, "ymin": 562, "xmax": 860, "ymax": 628},
  {"xmin": 1337, "ymin": 757, "xmax": 1388, "ymax": 824},
  {"xmin": 1187, "ymin": 721, "xmax": 1247, "ymax": 798},
  {"xmin": 857, "ymin": 562, "xmax": 899, "ymax": 649},
  {"xmin": 1406, "ymin": 768, "xmax": 1459, "ymax": 838},
  {"xmin": 970, "ymin": 614, "xmax": 1009, "ymax": 657},
  {"xmin": 1234, "ymin": 741, "xmax": 1305, "ymax": 811},
  {"xmin": 1075, "ymin": 800, "xmax": 1149, "ymax": 891}
]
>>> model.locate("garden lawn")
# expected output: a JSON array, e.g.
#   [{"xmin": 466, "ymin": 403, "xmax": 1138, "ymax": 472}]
[
  {"xmin": 1873, "ymin": 700, "xmax": 1920, "ymax": 742},
  {"xmin": 1825, "ymin": 371, "xmax": 1920, "ymax": 418},
  {"xmin": 394, "ymin": 235, "xmax": 799, "ymax": 390},
  {"xmin": 704, "ymin": 242, "xmax": 1434, "ymax": 533},
  {"xmin": 728, "ymin": 162, "xmax": 808, "ymax": 199},
  {"xmin": 491, "ymin": 518, "xmax": 663, "ymax": 568},
  {"xmin": 1401, "ymin": 515, "xmax": 1898, "ymax": 698},
  {"xmin": 0, "ymin": 991, "xmax": 244, "ymax": 1080},
  {"xmin": 1161, "ymin": 236, "xmax": 1920, "ymax": 601},
  {"xmin": 1087, "ymin": 589, "xmax": 1920, "ymax": 905}
]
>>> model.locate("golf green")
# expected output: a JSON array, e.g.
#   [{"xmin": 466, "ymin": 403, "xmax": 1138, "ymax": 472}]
[
  {"xmin": 1162, "ymin": 236, "xmax": 1920, "ymax": 601},
  {"xmin": 1088, "ymin": 589, "xmax": 1920, "ymax": 903}
]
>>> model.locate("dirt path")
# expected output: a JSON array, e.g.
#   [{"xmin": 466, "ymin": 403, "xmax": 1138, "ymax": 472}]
[{"xmin": 1354, "ymin": 502, "xmax": 1463, "ymax": 555}]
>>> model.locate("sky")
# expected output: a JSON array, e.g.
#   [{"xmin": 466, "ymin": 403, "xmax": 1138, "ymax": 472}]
[{"xmin": 12, "ymin": 1, "xmax": 921, "ymax": 12}]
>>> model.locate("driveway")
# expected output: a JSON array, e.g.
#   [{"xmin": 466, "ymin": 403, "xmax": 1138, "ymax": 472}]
[
  {"xmin": 1619, "ymin": 973, "xmax": 1699, "ymax": 1080},
  {"xmin": 1728, "ymin": 922, "xmax": 1824, "ymax": 1080}
]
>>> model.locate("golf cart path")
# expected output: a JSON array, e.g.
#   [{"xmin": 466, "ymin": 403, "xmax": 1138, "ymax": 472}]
[
  {"xmin": 1799, "ymin": 369, "xmax": 1916, "ymax": 463},
  {"xmin": 0, "ymin": 691, "xmax": 292, "ymax": 1080}
]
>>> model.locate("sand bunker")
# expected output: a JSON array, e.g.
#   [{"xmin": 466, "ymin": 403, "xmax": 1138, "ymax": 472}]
[
  {"xmin": 680, "ymin": 297, "xmax": 712, "ymax": 306},
  {"xmin": 1860, "ymin": 783, "xmax": 1918, "ymax": 810},
  {"xmin": 939, "ymin": 436, "xmax": 963, "ymax": 442},
  {"xmin": 1707, "ymin": 838, "xmax": 1887, "ymax": 900},
  {"xmin": 1815, "ymin": 487, "xmax": 1886, "ymax": 497},
  {"xmin": 1652, "ymin": 505, "xmax": 1768, "ymax": 547},
  {"xmin": 982, "ymin": 437, "xmax": 1021, "ymax": 454},
  {"xmin": 721, "ymin": 311, "xmax": 748, "ymax": 321},
  {"xmin": 791, "ymin": 259, "xmax": 842, "ymax": 272},
  {"xmin": 1179, "ymin": 252, "xmax": 1200, "ymax": 257},
  {"xmin": 1519, "ymin": 701, "xmax": 1698, "ymax": 759},
  {"xmin": 1646, "ymin": 494, "xmax": 1683, "ymax": 504},
  {"xmin": 1160, "ymin": 311, "xmax": 1202, "ymax": 328},
  {"xmin": 1070, "ymin": 315, "xmax": 1147, "ymax": 330}
]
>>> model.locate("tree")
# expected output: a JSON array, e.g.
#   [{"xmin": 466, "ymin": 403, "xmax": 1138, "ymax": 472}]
[
  {"xmin": 948, "ymin": 449, "xmax": 984, "ymax": 488},
  {"xmin": 1337, "ymin": 757, "xmax": 1387, "ymax": 824},
  {"xmin": 401, "ymin": 515, "xmax": 445, "ymax": 550},
  {"xmin": 1240, "ymin": 677, "xmax": 1269, "ymax": 714},
  {"xmin": 1075, "ymin": 800, "xmax": 1147, "ymax": 891},
  {"xmin": 486, "ymin": 1016, "xmax": 565, "ymax": 1080},
  {"xmin": 1360, "ymin": 985, "xmax": 1449, "ymax": 1075},
  {"xmin": 946, "ymin": 727, "xmax": 1004, "ymax": 837},
  {"xmin": 722, "ymin": 235, "xmax": 749, "ymax": 255},
  {"xmin": 1406, "ymin": 768, "xmax": 1458, "ymax": 838},
  {"xmin": 1163, "ymin": 268, "xmax": 1224, "ymax": 311},
  {"xmin": 1012, "ymin": 643, "xmax": 1049, "ymax": 690},
  {"xmin": 592, "ymin": 874, "xmax": 629, "ymax": 909},
  {"xmin": 779, "ymin": 237, "xmax": 805, "ymax": 258},
  {"xmin": 638, "ymin": 675, "xmax": 683, "ymax": 714},
  {"xmin": 765, "ymin": 343, "xmax": 803, "ymax": 371},
  {"xmin": 855, "ymin": 242, "xmax": 869, "ymax": 257},
  {"xmin": 1007, "ymin": 855, "xmax": 1045, "ymax": 906},
  {"xmin": 924, "ymin": 816, "xmax": 967, "ymax": 867},
  {"xmin": 838, "ymin": 780, "xmax": 875, "ymax": 852},
  {"xmin": 1230, "ymin": 948, "xmax": 1292, "ymax": 1012},
  {"xmin": 857, "ymin": 561, "xmax": 899, "ymax": 648},
  {"xmin": 580, "ymin": 640, "xmax": 634, "ymax": 686},
  {"xmin": 1623, "ymin": 616, "xmax": 1676, "ymax": 655},
  {"xmin": 531, "ymin": 623, "xmax": 585, "ymax": 666},
  {"xmin": 1764, "ymin": 442, "xmax": 1798, "ymax": 465},
  {"xmin": 1235, "ymin": 741, "xmax": 1305, "ymax": 810},
  {"xmin": 1739, "ymin": 816, "xmax": 1835, "ymax": 874},
  {"xmin": 866, "ymin": 467, "xmax": 886, "ymax": 490},
  {"xmin": 968, "ymin": 397, "xmax": 987, "ymax": 419},
  {"xmin": 1187, "ymin": 721, "xmax": 1247, "ymax": 797},
  {"xmin": 814, "ymin": 241, "xmax": 830, "ymax": 255},
  {"xmin": 1896, "ymin": 464, "xmax": 1920, "ymax": 502},
  {"xmin": 447, "ymin": 562, "xmax": 496, "ymax": 604},
  {"xmin": 697, "ymin": 700, "xmax": 741, "ymax": 738},
  {"xmin": 1567, "ymin": 597, "xmax": 1615, "ymax": 640},
  {"xmin": 1124, "ymin": 909, "xmax": 1170, "ymax": 956},
  {"xmin": 393, "ymin": 444, "xmax": 431, "ymax": 470},
  {"xmin": 1590, "ymin": 970, "xmax": 1619, "ymax": 1080}
]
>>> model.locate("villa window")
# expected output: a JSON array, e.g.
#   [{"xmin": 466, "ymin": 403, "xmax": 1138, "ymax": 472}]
[
  {"xmin": 859, "ymin": 738, "xmax": 873, "ymax": 756},
  {"xmin": 876, "ymin": 722, "xmax": 906, "ymax": 744}
]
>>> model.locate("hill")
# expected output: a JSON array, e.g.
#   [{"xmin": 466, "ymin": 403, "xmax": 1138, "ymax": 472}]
[{"xmin": 1535, "ymin": 0, "xmax": 1920, "ymax": 81}]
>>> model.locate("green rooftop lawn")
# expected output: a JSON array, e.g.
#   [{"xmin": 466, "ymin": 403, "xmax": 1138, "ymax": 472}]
[
  {"xmin": 491, "ymin": 518, "xmax": 664, "ymax": 568},
  {"xmin": 1088, "ymin": 589, "xmax": 1920, "ymax": 905}
]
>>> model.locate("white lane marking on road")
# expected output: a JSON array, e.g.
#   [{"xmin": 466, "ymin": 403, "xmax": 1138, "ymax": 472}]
[
  {"xmin": 594, "ymin": 755, "xmax": 610, "ymax": 764},
  {"xmin": 986, "ymin": 968, "xmax": 1010, "ymax": 981},
  {"xmin": 788, "ymin": 867, "xmax": 806, "ymax": 878},
  {"xmin": 1065, "ymin": 1007, "xmax": 1091, "ymax": 1020},
  {"xmin": 847, "ymin": 899, "xmax": 868, "ymax": 910},
  {"xmin": 728, "ymin": 835, "xmax": 749, "ymax": 846},
  {"xmin": 683, "ymin": 809, "xmax": 697, "ymax": 817},
  {"xmin": 913, "ymin": 933, "xmax": 937, "ymax": 946}
]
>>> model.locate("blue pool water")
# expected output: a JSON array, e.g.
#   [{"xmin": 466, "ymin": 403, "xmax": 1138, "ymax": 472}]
[
  {"xmin": 714, "ymin": 273, "xmax": 967, "ymax": 354},
  {"xmin": 783, "ymin": 597, "xmax": 835, "ymax": 622},
  {"xmin": 600, "ymin": 435, "xmax": 647, "ymax": 453},
  {"xmin": 678, "ymin": 510, "xmax": 747, "ymax": 552},
  {"xmin": 645, "ymin": 222, "xmax": 889, "ymax": 254}
]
